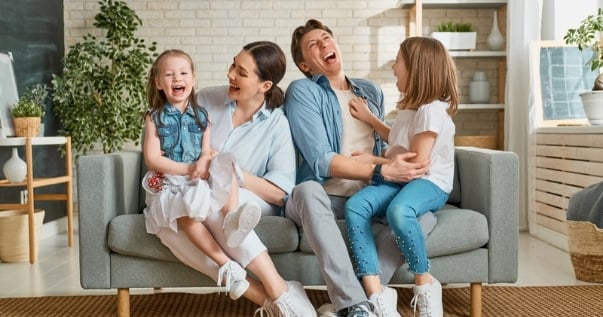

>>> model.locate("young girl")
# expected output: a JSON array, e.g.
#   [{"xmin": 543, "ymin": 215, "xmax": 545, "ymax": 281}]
[
  {"xmin": 142, "ymin": 49, "xmax": 262, "ymax": 300},
  {"xmin": 344, "ymin": 36, "xmax": 459, "ymax": 317}
]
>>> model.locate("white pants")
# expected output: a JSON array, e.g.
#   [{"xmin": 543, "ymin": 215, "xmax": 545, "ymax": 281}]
[{"xmin": 155, "ymin": 188, "xmax": 276, "ymax": 282}]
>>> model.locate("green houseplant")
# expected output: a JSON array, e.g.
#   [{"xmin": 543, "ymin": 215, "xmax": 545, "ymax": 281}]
[
  {"xmin": 564, "ymin": 8, "xmax": 603, "ymax": 125},
  {"xmin": 431, "ymin": 21, "xmax": 476, "ymax": 51},
  {"xmin": 11, "ymin": 84, "xmax": 48, "ymax": 137},
  {"xmin": 52, "ymin": 0, "xmax": 156, "ymax": 154}
]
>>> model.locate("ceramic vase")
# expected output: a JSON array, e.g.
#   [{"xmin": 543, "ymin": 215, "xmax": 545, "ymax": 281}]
[
  {"xmin": 487, "ymin": 11, "xmax": 504, "ymax": 51},
  {"xmin": 3, "ymin": 147, "xmax": 27, "ymax": 183},
  {"xmin": 469, "ymin": 71, "xmax": 490, "ymax": 103}
]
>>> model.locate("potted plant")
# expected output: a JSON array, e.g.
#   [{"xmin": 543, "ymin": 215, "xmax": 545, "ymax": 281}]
[
  {"xmin": 11, "ymin": 84, "xmax": 48, "ymax": 137},
  {"xmin": 564, "ymin": 8, "xmax": 603, "ymax": 125},
  {"xmin": 431, "ymin": 22, "xmax": 476, "ymax": 51},
  {"xmin": 51, "ymin": 0, "xmax": 157, "ymax": 155}
]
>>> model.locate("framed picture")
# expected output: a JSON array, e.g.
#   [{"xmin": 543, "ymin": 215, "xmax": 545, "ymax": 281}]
[{"xmin": 0, "ymin": 51, "xmax": 18, "ymax": 137}]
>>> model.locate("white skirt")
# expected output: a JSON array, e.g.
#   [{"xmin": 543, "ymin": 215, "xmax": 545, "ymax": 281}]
[{"xmin": 143, "ymin": 152, "xmax": 237, "ymax": 234}]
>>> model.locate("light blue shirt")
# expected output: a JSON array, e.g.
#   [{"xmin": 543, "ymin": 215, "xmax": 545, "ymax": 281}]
[
  {"xmin": 196, "ymin": 85, "xmax": 296, "ymax": 195},
  {"xmin": 283, "ymin": 74, "xmax": 386, "ymax": 184}
]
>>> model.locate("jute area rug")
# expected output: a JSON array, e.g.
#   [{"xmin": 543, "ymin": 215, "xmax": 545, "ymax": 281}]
[{"xmin": 0, "ymin": 285, "xmax": 601, "ymax": 317}]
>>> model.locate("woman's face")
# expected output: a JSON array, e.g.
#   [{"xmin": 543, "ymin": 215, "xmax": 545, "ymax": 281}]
[
  {"xmin": 155, "ymin": 55, "xmax": 195, "ymax": 109},
  {"xmin": 227, "ymin": 50, "xmax": 271, "ymax": 104},
  {"xmin": 392, "ymin": 49, "xmax": 409, "ymax": 93}
]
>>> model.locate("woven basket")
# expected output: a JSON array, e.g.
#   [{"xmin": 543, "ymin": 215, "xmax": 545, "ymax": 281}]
[
  {"xmin": 13, "ymin": 117, "xmax": 41, "ymax": 137},
  {"xmin": 566, "ymin": 220, "xmax": 603, "ymax": 283},
  {"xmin": 454, "ymin": 135, "xmax": 498, "ymax": 150},
  {"xmin": 0, "ymin": 209, "xmax": 45, "ymax": 262}
]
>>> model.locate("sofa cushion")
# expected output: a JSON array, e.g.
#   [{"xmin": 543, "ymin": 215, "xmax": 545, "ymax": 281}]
[
  {"xmin": 108, "ymin": 214, "xmax": 300, "ymax": 262},
  {"xmin": 108, "ymin": 214, "xmax": 180, "ymax": 262},
  {"xmin": 298, "ymin": 207, "xmax": 488, "ymax": 258}
]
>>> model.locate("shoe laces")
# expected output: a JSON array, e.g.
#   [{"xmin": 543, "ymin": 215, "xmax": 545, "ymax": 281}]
[
  {"xmin": 274, "ymin": 294, "xmax": 297, "ymax": 317},
  {"xmin": 217, "ymin": 261, "xmax": 243, "ymax": 295},
  {"xmin": 410, "ymin": 288, "xmax": 431, "ymax": 317},
  {"xmin": 254, "ymin": 300, "xmax": 280, "ymax": 317}
]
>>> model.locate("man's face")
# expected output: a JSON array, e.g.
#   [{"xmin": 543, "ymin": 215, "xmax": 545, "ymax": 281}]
[{"xmin": 298, "ymin": 29, "xmax": 342, "ymax": 77}]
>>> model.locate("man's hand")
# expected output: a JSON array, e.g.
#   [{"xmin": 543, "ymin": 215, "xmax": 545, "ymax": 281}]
[
  {"xmin": 350, "ymin": 151, "xmax": 375, "ymax": 164},
  {"xmin": 381, "ymin": 152, "xmax": 429, "ymax": 182}
]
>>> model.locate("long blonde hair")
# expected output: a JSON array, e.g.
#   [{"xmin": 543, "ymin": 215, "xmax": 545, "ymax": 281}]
[{"xmin": 397, "ymin": 37, "xmax": 459, "ymax": 115}]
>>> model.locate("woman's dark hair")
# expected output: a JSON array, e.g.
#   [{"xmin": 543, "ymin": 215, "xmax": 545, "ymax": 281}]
[
  {"xmin": 146, "ymin": 49, "xmax": 207, "ymax": 130},
  {"xmin": 290, "ymin": 19, "xmax": 333, "ymax": 78},
  {"xmin": 243, "ymin": 41, "xmax": 287, "ymax": 110}
]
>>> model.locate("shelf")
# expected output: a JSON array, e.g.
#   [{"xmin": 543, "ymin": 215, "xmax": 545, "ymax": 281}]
[
  {"xmin": 459, "ymin": 103, "xmax": 504, "ymax": 110},
  {"xmin": 0, "ymin": 136, "xmax": 73, "ymax": 264},
  {"xmin": 0, "ymin": 136, "xmax": 68, "ymax": 146},
  {"xmin": 449, "ymin": 51, "xmax": 505, "ymax": 58},
  {"xmin": 398, "ymin": 0, "xmax": 507, "ymax": 8}
]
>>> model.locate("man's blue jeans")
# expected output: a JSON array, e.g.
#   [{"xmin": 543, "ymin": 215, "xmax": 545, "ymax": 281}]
[{"xmin": 345, "ymin": 178, "xmax": 448, "ymax": 276}]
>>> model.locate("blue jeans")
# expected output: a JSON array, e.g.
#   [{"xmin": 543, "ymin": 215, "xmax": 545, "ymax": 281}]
[{"xmin": 345, "ymin": 179, "xmax": 448, "ymax": 276}]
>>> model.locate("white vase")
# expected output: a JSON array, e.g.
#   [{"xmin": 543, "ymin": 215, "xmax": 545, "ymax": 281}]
[
  {"xmin": 487, "ymin": 11, "xmax": 504, "ymax": 51},
  {"xmin": 469, "ymin": 71, "xmax": 490, "ymax": 103},
  {"xmin": 3, "ymin": 147, "xmax": 27, "ymax": 183}
]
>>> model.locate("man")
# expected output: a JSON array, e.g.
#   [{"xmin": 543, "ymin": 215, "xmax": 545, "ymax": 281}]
[{"xmin": 284, "ymin": 19, "xmax": 435, "ymax": 317}]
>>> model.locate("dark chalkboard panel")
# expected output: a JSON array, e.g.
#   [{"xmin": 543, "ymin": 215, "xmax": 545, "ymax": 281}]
[
  {"xmin": 0, "ymin": 0, "xmax": 66, "ymax": 223},
  {"xmin": 538, "ymin": 45, "xmax": 598, "ymax": 120}
]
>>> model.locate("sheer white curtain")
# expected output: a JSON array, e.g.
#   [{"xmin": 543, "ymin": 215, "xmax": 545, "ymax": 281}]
[{"xmin": 505, "ymin": 0, "xmax": 543, "ymax": 229}]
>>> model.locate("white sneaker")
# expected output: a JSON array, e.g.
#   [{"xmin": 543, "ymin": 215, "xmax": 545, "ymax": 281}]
[
  {"xmin": 223, "ymin": 201, "xmax": 262, "ymax": 248},
  {"xmin": 317, "ymin": 303, "xmax": 339, "ymax": 317},
  {"xmin": 273, "ymin": 281, "xmax": 317, "ymax": 317},
  {"xmin": 217, "ymin": 260, "xmax": 249, "ymax": 300},
  {"xmin": 410, "ymin": 278, "xmax": 443, "ymax": 317},
  {"xmin": 369, "ymin": 286, "xmax": 401, "ymax": 317}
]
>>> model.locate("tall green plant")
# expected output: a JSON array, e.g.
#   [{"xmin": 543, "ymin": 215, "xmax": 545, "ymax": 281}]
[
  {"xmin": 52, "ymin": 0, "xmax": 156, "ymax": 155},
  {"xmin": 564, "ymin": 8, "xmax": 603, "ymax": 72}
]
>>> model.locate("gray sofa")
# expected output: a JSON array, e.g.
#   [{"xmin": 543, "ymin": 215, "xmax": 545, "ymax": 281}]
[{"xmin": 77, "ymin": 146, "xmax": 519, "ymax": 317}]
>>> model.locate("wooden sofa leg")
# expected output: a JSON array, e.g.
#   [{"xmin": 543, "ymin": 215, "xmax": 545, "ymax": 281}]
[
  {"xmin": 470, "ymin": 282, "xmax": 482, "ymax": 317},
  {"xmin": 117, "ymin": 288, "xmax": 130, "ymax": 317}
]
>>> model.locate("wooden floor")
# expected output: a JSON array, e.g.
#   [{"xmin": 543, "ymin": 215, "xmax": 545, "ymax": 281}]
[{"xmin": 0, "ymin": 225, "xmax": 596, "ymax": 298}]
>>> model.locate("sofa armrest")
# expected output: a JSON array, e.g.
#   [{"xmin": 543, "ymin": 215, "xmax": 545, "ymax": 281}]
[
  {"xmin": 454, "ymin": 147, "xmax": 519, "ymax": 283},
  {"xmin": 77, "ymin": 151, "xmax": 143, "ymax": 289}
]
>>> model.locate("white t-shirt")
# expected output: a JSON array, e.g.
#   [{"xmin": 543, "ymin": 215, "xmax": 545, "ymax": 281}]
[
  {"xmin": 386, "ymin": 101, "xmax": 455, "ymax": 193},
  {"xmin": 322, "ymin": 88, "xmax": 374, "ymax": 197}
]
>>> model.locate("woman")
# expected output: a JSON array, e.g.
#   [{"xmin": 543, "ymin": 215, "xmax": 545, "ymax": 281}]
[{"xmin": 154, "ymin": 41, "xmax": 315, "ymax": 316}]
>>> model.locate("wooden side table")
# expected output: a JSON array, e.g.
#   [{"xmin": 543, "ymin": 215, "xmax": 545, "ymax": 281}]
[{"xmin": 0, "ymin": 136, "xmax": 73, "ymax": 263}]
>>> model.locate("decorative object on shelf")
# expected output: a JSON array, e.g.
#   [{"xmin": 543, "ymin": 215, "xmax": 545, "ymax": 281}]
[
  {"xmin": 10, "ymin": 84, "xmax": 48, "ymax": 137},
  {"xmin": 431, "ymin": 22, "xmax": 476, "ymax": 51},
  {"xmin": 564, "ymin": 8, "xmax": 603, "ymax": 125},
  {"xmin": 487, "ymin": 11, "xmax": 505, "ymax": 51},
  {"xmin": 0, "ymin": 209, "xmax": 45, "ymax": 262},
  {"xmin": 2, "ymin": 147, "xmax": 26, "ymax": 183},
  {"xmin": 469, "ymin": 71, "xmax": 490, "ymax": 103},
  {"xmin": 51, "ymin": 0, "xmax": 157, "ymax": 155}
]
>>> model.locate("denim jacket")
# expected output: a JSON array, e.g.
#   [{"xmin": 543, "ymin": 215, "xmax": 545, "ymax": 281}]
[
  {"xmin": 152, "ymin": 103, "xmax": 208, "ymax": 163},
  {"xmin": 284, "ymin": 74, "xmax": 386, "ymax": 184}
]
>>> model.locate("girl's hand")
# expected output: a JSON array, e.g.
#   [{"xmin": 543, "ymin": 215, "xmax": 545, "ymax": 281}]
[
  {"xmin": 190, "ymin": 155, "xmax": 211, "ymax": 179},
  {"xmin": 349, "ymin": 96, "xmax": 375, "ymax": 124}
]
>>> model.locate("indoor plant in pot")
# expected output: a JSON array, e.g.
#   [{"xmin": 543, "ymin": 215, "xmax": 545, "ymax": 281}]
[
  {"xmin": 431, "ymin": 21, "xmax": 476, "ymax": 51},
  {"xmin": 51, "ymin": 0, "xmax": 156, "ymax": 155},
  {"xmin": 564, "ymin": 8, "xmax": 603, "ymax": 125},
  {"xmin": 10, "ymin": 83, "xmax": 48, "ymax": 137}
]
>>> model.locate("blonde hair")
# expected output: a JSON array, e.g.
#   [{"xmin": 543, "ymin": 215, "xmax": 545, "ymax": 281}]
[{"xmin": 397, "ymin": 37, "xmax": 459, "ymax": 115}]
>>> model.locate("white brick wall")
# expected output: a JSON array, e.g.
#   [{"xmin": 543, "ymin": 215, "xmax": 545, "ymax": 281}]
[{"xmin": 63, "ymin": 0, "xmax": 502, "ymax": 128}]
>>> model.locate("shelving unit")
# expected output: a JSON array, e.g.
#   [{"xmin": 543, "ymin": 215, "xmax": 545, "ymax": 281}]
[
  {"xmin": 399, "ymin": 0, "xmax": 507, "ymax": 149},
  {"xmin": 0, "ymin": 136, "xmax": 73, "ymax": 264}
]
